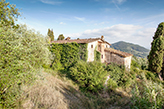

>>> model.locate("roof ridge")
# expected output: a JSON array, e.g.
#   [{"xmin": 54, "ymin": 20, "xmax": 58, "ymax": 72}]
[
  {"xmin": 52, "ymin": 37, "xmax": 100, "ymax": 41},
  {"xmin": 51, "ymin": 37, "xmax": 111, "ymax": 45},
  {"xmin": 104, "ymin": 48, "xmax": 133, "ymax": 57}
]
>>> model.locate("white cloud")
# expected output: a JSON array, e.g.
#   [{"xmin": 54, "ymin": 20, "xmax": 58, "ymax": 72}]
[
  {"xmin": 112, "ymin": 0, "xmax": 126, "ymax": 4},
  {"xmin": 75, "ymin": 17, "xmax": 86, "ymax": 22},
  {"xmin": 94, "ymin": 0, "xmax": 126, "ymax": 4},
  {"xmin": 66, "ymin": 24, "xmax": 156, "ymax": 49},
  {"xmin": 40, "ymin": 0, "xmax": 62, "ymax": 5},
  {"xmin": 59, "ymin": 22, "xmax": 66, "ymax": 25}
]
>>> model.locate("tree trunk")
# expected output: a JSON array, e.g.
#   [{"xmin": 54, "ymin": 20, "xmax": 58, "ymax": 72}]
[{"xmin": 158, "ymin": 73, "xmax": 163, "ymax": 81}]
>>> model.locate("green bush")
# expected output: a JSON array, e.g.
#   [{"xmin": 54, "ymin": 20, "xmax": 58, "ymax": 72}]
[
  {"xmin": 0, "ymin": 24, "xmax": 51, "ymax": 108},
  {"xmin": 131, "ymin": 56, "xmax": 148, "ymax": 71},
  {"xmin": 144, "ymin": 71, "xmax": 157, "ymax": 81},
  {"xmin": 69, "ymin": 61, "xmax": 108, "ymax": 93},
  {"xmin": 105, "ymin": 63, "xmax": 132, "ymax": 88},
  {"xmin": 131, "ymin": 73, "xmax": 164, "ymax": 109},
  {"xmin": 107, "ymin": 79, "xmax": 118, "ymax": 90}
]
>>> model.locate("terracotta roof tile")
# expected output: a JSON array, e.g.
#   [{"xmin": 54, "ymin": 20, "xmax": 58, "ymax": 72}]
[
  {"xmin": 104, "ymin": 48, "xmax": 133, "ymax": 57},
  {"xmin": 51, "ymin": 38, "xmax": 111, "ymax": 45}
]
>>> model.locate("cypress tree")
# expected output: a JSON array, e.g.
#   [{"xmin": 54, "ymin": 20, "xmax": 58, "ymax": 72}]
[
  {"xmin": 47, "ymin": 28, "xmax": 54, "ymax": 41},
  {"xmin": 148, "ymin": 22, "xmax": 164, "ymax": 80}
]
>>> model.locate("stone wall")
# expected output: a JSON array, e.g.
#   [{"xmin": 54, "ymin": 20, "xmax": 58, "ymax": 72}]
[
  {"xmin": 105, "ymin": 51, "xmax": 132, "ymax": 69},
  {"xmin": 105, "ymin": 51, "xmax": 124, "ymax": 65}
]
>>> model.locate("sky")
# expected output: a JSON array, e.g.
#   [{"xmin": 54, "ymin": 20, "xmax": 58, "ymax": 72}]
[{"xmin": 6, "ymin": 0, "xmax": 164, "ymax": 49}]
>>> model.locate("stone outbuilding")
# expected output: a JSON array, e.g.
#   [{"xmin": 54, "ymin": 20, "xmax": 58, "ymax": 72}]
[{"xmin": 52, "ymin": 36, "xmax": 133, "ymax": 69}]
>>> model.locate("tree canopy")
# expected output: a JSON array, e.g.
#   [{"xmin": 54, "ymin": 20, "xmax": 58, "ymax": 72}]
[
  {"xmin": 0, "ymin": 1, "xmax": 51, "ymax": 107},
  {"xmin": 0, "ymin": 0, "xmax": 20, "ymax": 28},
  {"xmin": 57, "ymin": 34, "xmax": 65, "ymax": 40},
  {"xmin": 47, "ymin": 28, "xmax": 54, "ymax": 41},
  {"xmin": 148, "ymin": 22, "xmax": 164, "ymax": 79}
]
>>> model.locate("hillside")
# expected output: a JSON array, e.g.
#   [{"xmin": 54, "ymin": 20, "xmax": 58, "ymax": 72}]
[
  {"xmin": 21, "ymin": 70, "xmax": 131, "ymax": 109},
  {"xmin": 111, "ymin": 41, "xmax": 150, "ymax": 58}
]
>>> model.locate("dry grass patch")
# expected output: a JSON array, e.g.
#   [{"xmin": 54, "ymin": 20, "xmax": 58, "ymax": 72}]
[{"xmin": 21, "ymin": 71, "xmax": 92, "ymax": 109}]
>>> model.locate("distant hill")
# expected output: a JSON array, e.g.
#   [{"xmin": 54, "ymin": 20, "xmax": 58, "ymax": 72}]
[{"xmin": 111, "ymin": 41, "xmax": 150, "ymax": 58}]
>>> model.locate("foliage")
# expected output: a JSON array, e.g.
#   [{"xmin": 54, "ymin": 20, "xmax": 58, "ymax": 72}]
[
  {"xmin": 57, "ymin": 34, "xmax": 65, "ymax": 40},
  {"xmin": 50, "ymin": 44, "xmax": 63, "ymax": 70},
  {"xmin": 47, "ymin": 28, "xmax": 54, "ymax": 41},
  {"xmin": 154, "ymin": 22, "xmax": 164, "ymax": 39},
  {"xmin": 79, "ymin": 43, "xmax": 88, "ymax": 61},
  {"xmin": 148, "ymin": 35, "xmax": 164, "ymax": 73},
  {"xmin": 148, "ymin": 22, "xmax": 164, "ymax": 80},
  {"xmin": 107, "ymin": 79, "xmax": 118, "ymax": 90},
  {"xmin": 0, "ymin": 0, "xmax": 20, "ymax": 28},
  {"xmin": 60, "ymin": 43, "xmax": 79, "ymax": 68},
  {"xmin": 131, "ymin": 56, "xmax": 148, "ymax": 69},
  {"xmin": 50, "ymin": 43, "xmax": 88, "ymax": 70},
  {"xmin": 105, "ymin": 63, "xmax": 133, "ymax": 88},
  {"xmin": 94, "ymin": 46, "xmax": 101, "ymax": 61},
  {"xmin": 131, "ymin": 73, "xmax": 164, "ymax": 109},
  {"xmin": 69, "ymin": 61, "xmax": 108, "ymax": 93},
  {"xmin": 0, "ymin": 24, "xmax": 51, "ymax": 108},
  {"xmin": 144, "ymin": 70, "xmax": 157, "ymax": 82}
]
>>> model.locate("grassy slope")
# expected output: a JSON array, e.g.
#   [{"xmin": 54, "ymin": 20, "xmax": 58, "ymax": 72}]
[
  {"xmin": 111, "ymin": 41, "xmax": 150, "ymax": 58},
  {"xmin": 22, "ymin": 70, "xmax": 92, "ymax": 109},
  {"xmin": 21, "ymin": 69, "xmax": 131, "ymax": 109},
  {"xmin": 20, "ymin": 58, "xmax": 164, "ymax": 109}
]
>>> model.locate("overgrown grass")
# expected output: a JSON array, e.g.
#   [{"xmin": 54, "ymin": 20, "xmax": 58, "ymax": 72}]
[{"xmin": 131, "ymin": 73, "xmax": 164, "ymax": 109}]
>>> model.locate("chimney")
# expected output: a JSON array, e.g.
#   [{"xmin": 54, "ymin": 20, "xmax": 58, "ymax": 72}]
[
  {"xmin": 65, "ymin": 37, "xmax": 71, "ymax": 40},
  {"xmin": 101, "ymin": 35, "xmax": 104, "ymax": 40}
]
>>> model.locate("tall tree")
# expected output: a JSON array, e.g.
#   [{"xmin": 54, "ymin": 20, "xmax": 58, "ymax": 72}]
[
  {"xmin": 57, "ymin": 34, "xmax": 65, "ymax": 40},
  {"xmin": 148, "ymin": 22, "xmax": 164, "ymax": 80},
  {"xmin": 0, "ymin": 0, "xmax": 20, "ymax": 28},
  {"xmin": 47, "ymin": 28, "xmax": 54, "ymax": 41}
]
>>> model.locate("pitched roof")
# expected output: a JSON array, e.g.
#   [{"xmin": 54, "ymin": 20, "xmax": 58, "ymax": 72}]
[
  {"xmin": 104, "ymin": 48, "xmax": 133, "ymax": 57},
  {"xmin": 51, "ymin": 38, "xmax": 111, "ymax": 45}
]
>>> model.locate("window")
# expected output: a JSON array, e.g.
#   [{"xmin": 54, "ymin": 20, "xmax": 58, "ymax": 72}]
[
  {"xmin": 106, "ymin": 45, "xmax": 108, "ymax": 48},
  {"xmin": 101, "ymin": 55, "xmax": 103, "ymax": 59},
  {"xmin": 91, "ymin": 44, "xmax": 93, "ymax": 48},
  {"xmin": 98, "ymin": 45, "xmax": 101, "ymax": 51}
]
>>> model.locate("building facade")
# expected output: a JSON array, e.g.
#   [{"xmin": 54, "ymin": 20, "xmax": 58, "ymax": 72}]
[{"xmin": 52, "ymin": 36, "xmax": 133, "ymax": 69}]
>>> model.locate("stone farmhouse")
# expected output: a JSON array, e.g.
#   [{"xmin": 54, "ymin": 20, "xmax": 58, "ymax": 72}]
[{"xmin": 52, "ymin": 36, "xmax": 133, "ymax": 69}]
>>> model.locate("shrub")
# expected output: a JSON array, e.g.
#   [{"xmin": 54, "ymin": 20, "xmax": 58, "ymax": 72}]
[
  {"xmin": 144, "ymin": 71, "xmax": 157, "ymax": 81},
  {"xmin": 0, "ymin": 24, "xmax": 51, "ymax": 108},
  {"xmin": 107, "ymin": 79, "xmax": 118, "ymax": 90},
  {"xmin": 131, "ymin": 73, "xmax": 164, "ymax": 109},
  {"xmin": 105, "ymin": 63, "xmax": 132, "ymax": 88},
  {"xmin": 131, "ymin": 56, "xmax": 148, "ymax": 71},
  {"xmin": 69, "ymin": 61, "xmax": 108, "ymax": 93}
]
